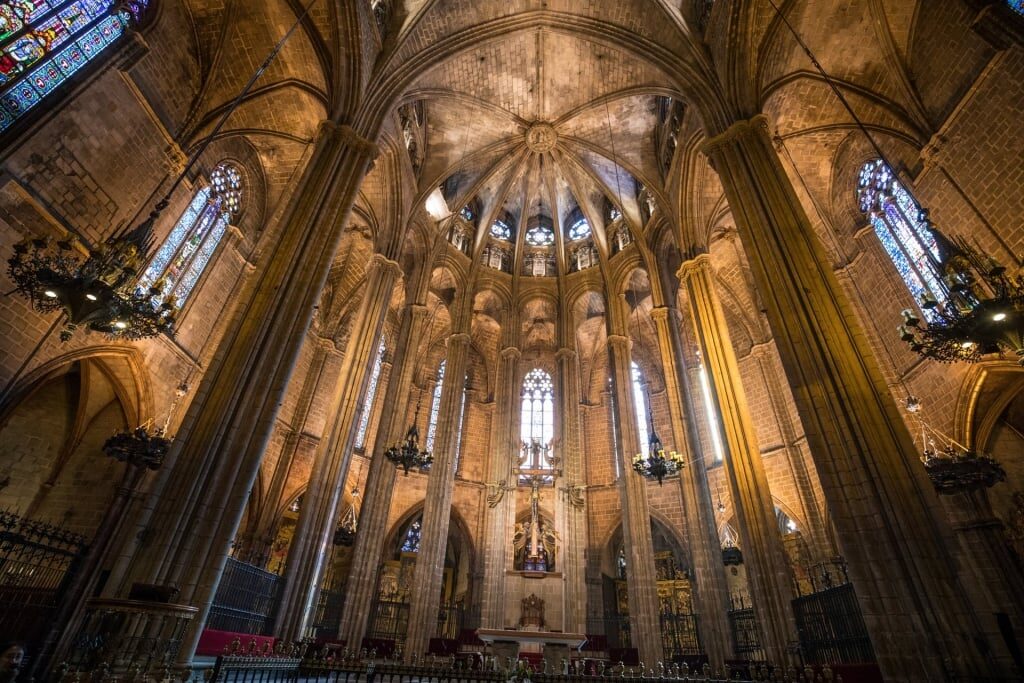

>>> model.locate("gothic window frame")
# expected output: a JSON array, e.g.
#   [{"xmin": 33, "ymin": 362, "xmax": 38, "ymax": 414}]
[
  {"xmin": 520, "ymin": 367, "xmax": 554, "ymax": 473},
  {"xmin": 566, "ymin": 210, "xmax": 591, "ymax": 241},
  {"xmin": 697, "ymin": 359, "xmax": 725, "ymax": 462},
  {"xmin": 425, "ymin": 359, "xmax": 445, "ymax": 453},
  {"xmin": 139, "ymin": 160, "xmax": 243, "ymax": 308},
  {"xmin": 400, "ymin": 514, "xmax": 422, "ymax": 553},
  {"xmin": 490, "ymin": 218, "xmax": 512, "ymax": 241},
  {"xmin": 630, "ymin": 361, "xmax": 651, "ymax": 455},
  {"xmin": 857, "ymin": 159, "xmax": 946, "ymax": 318},
  {"xmin": 0, "ymin": 0, "xmax": 153, "ymax": 135},
  {"xmin": 525, "ymin": 224, "xmax": 555, "ymax": 247},
  {"xmin": 354, "ymin": 336, "xmax": 386, "ymax": 450}
]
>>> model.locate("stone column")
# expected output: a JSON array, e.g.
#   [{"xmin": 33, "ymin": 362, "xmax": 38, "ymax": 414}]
[
  {"xmin": 702, "ymin": 114, "xmax": 995, "ymax": 680},
  {"xmin": 121, "ymin": 122, "xmax": 378, "ymax": 664},
  {"xmin": 275, "ymin": 253, "xmax": 403, "ymax": 640},
  {"xmin": 480, "ymin": 346, "xmax": 520, "ymax": 629},
  {"xmin": 648, "ymin": 305, "xmax": 732, "ymax": 667},
  {"xmin": 555, "ymin": 346, "xmax": 588, "ymax": 633},
  {"xmin": 403, "ymin": 332, "xmax": 472, "ymax": 659},
  {"xmin": 339, "ymin": 303, "xmax": 429, "ymax": 648},
  {"xmin": 679, "ymin": 256, "xmax": 795, "ymax": 665},
  {"xmin": 606, "ymin": 333, "xmax": 662, "ymax": 667}
]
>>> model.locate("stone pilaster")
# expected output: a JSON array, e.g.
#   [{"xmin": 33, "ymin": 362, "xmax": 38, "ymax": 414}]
[
  {"xmin": 679, "ymin": 256, "xmax": 795, "ymax": 665},
  {"xmin": 606, "ymin": 333, "xmax": 662, "ymax": 667},
  {"xmin": 338, "ymin": 302, "xmax": 429, "ymax": 647},
  {"xmin": 480, "ymin": 346, "xmax": 520, "ymax": 628},
  {"xmin": 555, "ymin": 345, "xmax": 587, "ymax": 633},
  {"xmin": 119, "ymin": 121, "xmax": 379, "ymax": 664},
  {"xmin": 648, "ymin": 305, "xmax": 732, "ymax": 666},
  {"xmin": 403, "ymin": 332, "xmax": 472, "ymax": 660},
  {"xmin": 275, "ymin": 253, "xmax": 403, "ymax": 640},
  {"xmin": 702, "ymin": 114, "xmax": 996, "ymax": 680}
]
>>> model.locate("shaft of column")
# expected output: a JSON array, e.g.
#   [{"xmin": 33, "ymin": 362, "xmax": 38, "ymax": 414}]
[
  {"xmin": 480, "ymin": 346, "xmax": 520, "ymax": 628},
  {"xmin": 275, "ymin": 253, "xmax": 403, "ymax": 640},
  {"xmin": 702, "ymin": 114, "xmax": 996, "ymax": 680},
  {"xmin": 403, "ymin": 332, "xmax": 472, "ymax": 660},
  {"xmin": 649, "ymin": 305, "xmax": 733, "ymax": 667},
  {"xmin": 556, "ymin": 346, "xmax": 587, "ymax": 634},
  {"xmin": 606, "ymin": 334, "xmax": 663, "ymax": 668},
  {"xmin": 120, "ymin": 122, "xmax": 378, "ymax": 664},
  {"xmin": 680, "ymin": 256, "xmax": 796, "ymax": 665},
  {"xmin": 339, "ymin": 303, "xmax": 428, "ymax": 648}
]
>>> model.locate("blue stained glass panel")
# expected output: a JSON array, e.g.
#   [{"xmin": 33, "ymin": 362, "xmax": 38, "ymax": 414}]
[
  {"xmin": 401, "ymin": 519, "xmax": 421, "ymax": 553},
  {"xmin": 53, "ymin": 40, "xmax": 84, "ymax": 74},
  {"xmin": 174, "ymin": 212, "xmax": 227, "ymax": 301},
  {"xmin": 1, "ymin": 79, "xmax": 37, "ymax": 114},
  {"xmin": 28, "ymin": 57, "xmax": 62, "ymax": 94},
  {"xmin": 1009, "ymin": 1, "xmax": 1023, "ymax": 17},
  {"xmin": 141, "ymin": 187, "xmax": 212, "ymax": 288},
  {"xmin": 355, "ymin": 338, "xmax": 386, "ymax": 449}
]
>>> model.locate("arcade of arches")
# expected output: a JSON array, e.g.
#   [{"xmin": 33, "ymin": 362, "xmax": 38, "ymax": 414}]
[{"xmin": 0, "ymin": 1, "xmax": 1023, "ymax": 681}]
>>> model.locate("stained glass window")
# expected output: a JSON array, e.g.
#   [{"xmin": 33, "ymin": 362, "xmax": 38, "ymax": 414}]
[
  {"xmin": 698, "ymin": 361, "xmax": 724, "ymax": 462},
  {"xmin": 567, "ymin": 215, "xmax": 591, "ymax": 241},
  {"xmin": 459, "ymin": 205, "xmax": 474, "ymax": 222},
  {"xmin": 490, "ymin": 219, "xmax": 511, "ymax": 241},
  {"xmin": 631, "ymin": 361, "xmax": 650, "ymax": 455},
  {"xmin": 857, "ymin": 160, "xmax": 945, "ymax": 318},
  {"xmin": 355, "ymin": 337, "xmax": 386, "ymax": 450},
  {"xmin": 400, "ymin": 516, "xmax": 421, "ymax": 553},
  {"xmin": 1008, "ymin": 1, "xmax": 1023, "ymax": 16},
  {"xmin": 425, "ymin": 360, "xmax": 445, "ymax": 452},
  {"xmin": 0, "ymin": 0, "xmax": 150, "ymax": 132},
  {"xmin": 526, "ymin": 224, "xmax": 554, "ymax": 246},
  {"xmin": 520, "ymin": 368, "xmax": 554, "ymax": 470},
  {"xmin": 140, "ymin": 161, "xmax": 243, "ymax": 305}
]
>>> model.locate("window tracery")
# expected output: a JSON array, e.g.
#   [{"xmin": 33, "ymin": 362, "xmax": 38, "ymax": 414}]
[
  {"xmin": 519, "ymin": 368, "xmax": 554, "ymax": 484},
  {"xmin": 857, "ymin": 160, "xmax": 945, "ymax": 317},
  {"xmin": 0, "ymin": 0, "xmax": 150, "ymax": 132},
  {"xmin": 425, "ymin": 360, "xmax": 445, "ymax": 452},
  {"xmin": 567, "ymin": 211, "xmax": 591, "ymax": 241},
  {"xmin": 525, "ymin": 224, "xmax": 555, "ymax": 246},
  {"xmin": 139, "ymin": 161, "xmax": 242, "ymax": 305},
  {"xmin": 400, "ymin": 516, "xmax": 421, "ymax": 553},
  {"xmin": 354, "ymin": 337, "xmax": 386, "ymax": 450},
  {"xmin": 490, "ymin": 219, "xmax": 511, "ymax": 241},
  {"xmin": 697, "ymin": 359, "xmax": 724, "ymax": 462}
]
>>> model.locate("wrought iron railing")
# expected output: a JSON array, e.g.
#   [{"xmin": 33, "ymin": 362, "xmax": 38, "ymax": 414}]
[
  {"xmin": 308, "ymin": 587, "xmax": 345, "ymax": 641},
  {"xmin": 207, "ymin": 557, "xmax": 280, "ymax": 635},
  {"xmin": 367, "ymin": 600, "xmax": 410, "ymax": 645},
  {"xmin": 791, "ymin": 560, "xmax": 875, "ymax": 665},
  {"xmin": 436, "ymin": 602, "xmax": 465, "ymax": 640},
  {"xmin": 0, "ymin": 510, "xmax": 88, "ymax": 654},
  {"xmin": 659, "ymin": 610, "xmax": 703, "ymax": 663},
  {"xmin": 727, "ymin": 596, "xmax": 765, "ymax": 662}
]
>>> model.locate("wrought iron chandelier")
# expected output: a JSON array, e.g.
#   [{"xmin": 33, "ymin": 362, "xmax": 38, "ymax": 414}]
[
  {"xmin": 6, "ymin": 0, "xmax": 320, "ymax": 342},
  {"xmin": 767, "ymin": 0, "xmax": 1023, "ymax": 366},
  {"xmin": 898, "ymin": 232, "xmax": 1024, "ymax": 364},
  {"xmin": 384, "ymin": 394, "xmax": 433, "ymax": 476},
  {"xmin": 333, "ymin": 484, "xmax": 360, "ymax": 547},
  {"xmin": 905, "ymin": 396, "xmax": 1006, "ymax": 495},
  {"xmin": 102, "ymin": 382, "xmax": 189, "ymax": 471}
]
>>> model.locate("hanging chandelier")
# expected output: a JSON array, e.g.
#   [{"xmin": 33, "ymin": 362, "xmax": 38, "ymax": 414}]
[
  {"xmin": 897, "ymin": 231, "xmax": 1024, "ymax": 364},
  {"xmin": 905, "ymin": 396, "xmax": 1006, "ymax": 495},
  {"xmin": 333, "ymin": 485, "xmax": 360, "ymax": 547},
  {"xmin": 385, "ymin": 421, "xmax": 433, "ymax": 476},
  {"xmin": 6, "ymin": 0, "xmax": 320, "ymax": 342},
  {"xmin": 765, "ymin": 0, "xmax": 1023, "ymax": 366},
  {"xmin": 632, "ymin": 428, "xmax": 685, "ymax": 486},
  {"xmin": 102, "ymin": 382, "xmax": 189, "ymax": 471}
]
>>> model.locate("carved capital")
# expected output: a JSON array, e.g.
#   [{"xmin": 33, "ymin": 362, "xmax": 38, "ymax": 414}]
[
  {"xmin": 648, "ymin": 306, "xmax": 672, "ymax": 324},
  {"xmin": 700, "ymin": 114, "xmax": 771, "ymax": 158},
  {"xmin": 555, "ymin": 347, "xmax": 576, "ymax": 361},
  {"xmin": 606, "ymin": 334, "xmax": 632, "ymax": 352},
  {"xmin": 676, "ymin": 253, "xmax": 713, "ymax": 281},
  {"xmin": 500, "ymin": 346, "xmax": 521, "ymax": 360},
  {"xmin": 920, "ymin": 134, "xmax": 948, "ymax": 169},
  {"xmin": 447, "ymin": 332, "xmax": 472, "ymax": 348},
  {"xmin": 318, "ymin": 121, "xmax": 381, "ymax": 162},
  {"xmin": 370, "ymin": 252, "xmax": 403, "ymax": 279},
  {"xmin": 407, "ymin": 303, "xmax": 429, "ymax": 322}
]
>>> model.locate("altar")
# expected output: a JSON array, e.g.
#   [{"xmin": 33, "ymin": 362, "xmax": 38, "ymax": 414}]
[{"xmin": 476, "ymin": 628, "xmax": 586, "ymax": 673}]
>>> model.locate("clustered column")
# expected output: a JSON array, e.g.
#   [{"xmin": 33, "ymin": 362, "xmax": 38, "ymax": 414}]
[
  {"xmin": 648, "ymin": 305, "xmax": 732, "ymax": 666},
  {"xmin": 403, "ymin": 332, "xmax": 472, "ymax": 660},
  {"xmin": 117, "ymin": 121, "xmax": 378, "ymax": 664},
  {"xmin": 479, "ymin": 345, "xmax": 520, "ymax": 628},
  {"xmin": 338, "ymin": 302, "xmax": 429, "ymax": 648},
  {"xmin": 606, "ymin": 333, "xmax": 662, "ymax": 667},
  {"xmin": 679, "ymin": 255, "xmax": 796, "ymax": 664},
  {"xmin": 555, "ymin": 345, "xmax": 587, "ymax": 633},
  {"xmin": 702, "ymin": 114, "xmax": 996, "ymax": 680},
  {"xmin": 275, "ymin": 253, "xmax": 404, "ymax": 640}
]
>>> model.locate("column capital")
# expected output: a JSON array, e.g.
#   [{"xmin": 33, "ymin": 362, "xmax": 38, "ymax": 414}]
[
  {"xmin": 648, "ymin": 305, "xmax": 673, "ymax": 324},
  {"xmin": 408, "ymin": 303, "xmax": 429, "ymax": 320},
  {"xmin": 700, "ymin": 114, "xmax": 771, "ymax": 158},
  {"xmin": 606, "ymin": 334, "xmax": 632, "ymax": 352},
  {"xmin": 500, "ymin": 346, "xmax": 521, "ymax": 360},
  {"xmin": 447, "ymin": 332, "xmax": 472, "ymax": 348},
  {"xmin": 370, "ymin": 252, "xmax": 403, "ymax": 279},
  {"xmin": 318, "ymin": 120, "xmax": 380, "ymax": 159},
  {"xmin": 677, "ymin": 253, "xmax": 714, "ymax": 281},
  {"xmin": 555, "ymin": 347, "xmax": 577, "ymax": 361}
]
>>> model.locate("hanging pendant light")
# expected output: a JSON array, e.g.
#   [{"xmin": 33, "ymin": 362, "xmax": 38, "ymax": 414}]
[
  {"xmin": 103, "ymin": 382, "xmax": 189, "ymax": 471},
  {"xmin": 333, "ymin": 484, "xmax": 361, "ymax": 547}
]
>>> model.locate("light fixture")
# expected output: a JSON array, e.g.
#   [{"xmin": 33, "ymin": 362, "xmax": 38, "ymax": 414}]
[
  {"xmin": 905, "ymin": 396, "xmax": 1005, "ymax": 494},
  {"xmin": 103, "ymin": 382, "xmax": 189, "ymax": 471},
  {"xmin": 333, "ymin": 483, "xmax": 360, "ymax": 547},
  {"xmin": 6, "ymin": 0, "xmax": 321, "ymax": 343},
  {"xmin": 767, "ymin": 0, "xmax": 1024, "ymax": 366},
  {"xmin": 384, "ymin": 405, "xmax": 433, "ymax": 476}
]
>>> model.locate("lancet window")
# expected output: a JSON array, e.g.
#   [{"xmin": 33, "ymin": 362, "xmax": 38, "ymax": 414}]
[
  {"xmin": 425, "ymin": 360, "xmax": 445, "ymax": 452},
  {"xmin": 400, "ymin": 515, "xmax": 421, "ymax": 553},
  {"xmin": 857, "ymin": 160, "xmax": 946, "ymax": 316},
  {"xmin": 520, "ymin": 368, "xmax": 554, "ymax": 483},
  {"xmin": 631, "ymin": 361, "xmax": 650, "ymax": 455},
  {"xmin": 0, "ymin": 0, "xmax": 150, "ymax": 132},
  {"xmin": 140, "ymin": 161, "xmax": 242, "ymax": 305},
  {"xmin": 354, "ymin": 337, "xmax": 386, "ymax": 450},
  {"xmin": 697, "ymin": 360, "xmax": 724, "ymax": 462}
]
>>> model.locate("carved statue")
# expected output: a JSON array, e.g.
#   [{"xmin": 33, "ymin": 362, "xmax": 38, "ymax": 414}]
[{"xmin": 512, "ymin": 522, "xmax": 528, "ymax": 567}]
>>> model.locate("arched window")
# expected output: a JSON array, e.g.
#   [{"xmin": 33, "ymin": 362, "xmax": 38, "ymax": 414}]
[
  {"xmin": 520, "ymin": 368, "xmax": 554, "ymax": 476},
  {"xmin": 567, "ymin": 210, "xmax": 591, "ymax": 241},
  {"xmin": 631, "ymin": 361, "xmax": 650, "ymax": 455},
  {"xmin": 0, "ymin": 1, "xmax": 151, "ymax": 132},
  {"xmin": 697, "ymin": 359, "xmax": 725, "ymax": 462},
  {"xmin": 354, "ymin": 337, "xmax": 386, "ymax": 450},
  {"xmin": 857, "ymin": 160, "xmax": 945, "ymax": 316},
  {"xmin": 400, "ymin": 515, "xmax": 422, "ymax": 553},
  {"xmin": 490, "ymin": 219, "xmax": 511, "ymax": 241},
  {"xmin": 140, "ymin": 161, "xmax": 243, "ymax": 304},
  {"xmin": 525, "ymin": 224, "xmax": 554, "ymax": 246},
  {"xmin": 425, "ymin": 360, "xmax": 445, "ymax": 452}
]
